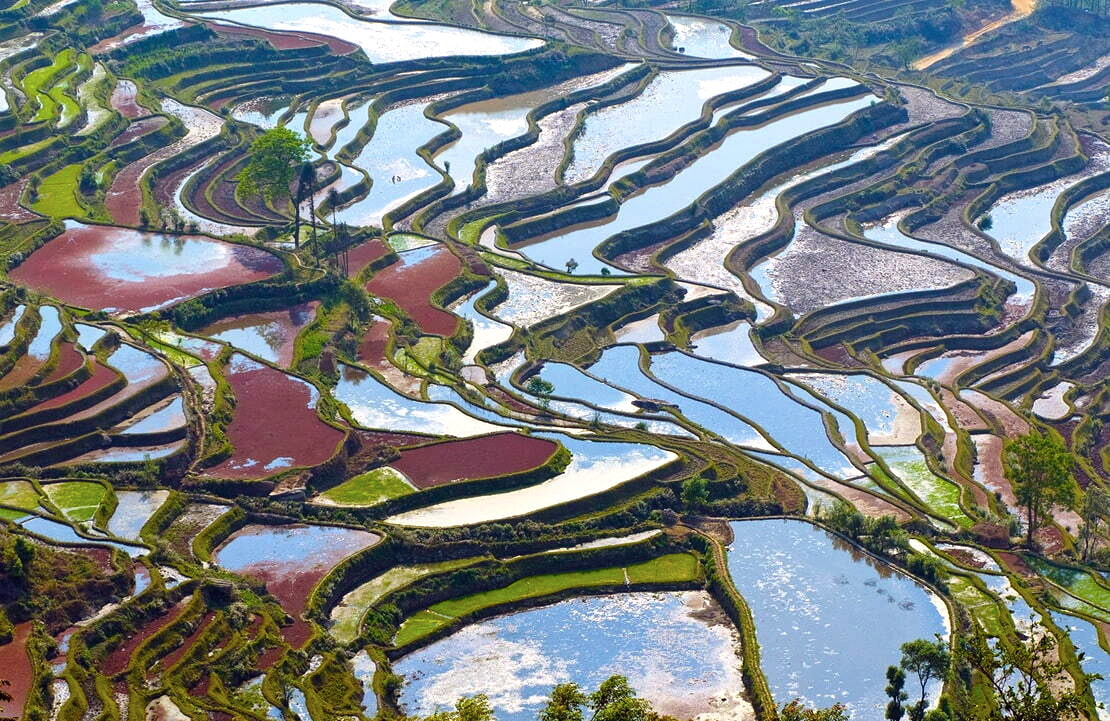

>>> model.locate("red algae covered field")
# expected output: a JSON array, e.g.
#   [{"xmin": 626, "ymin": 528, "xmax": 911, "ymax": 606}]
[
  {"xmin": 213, "ymin": 524, "xmax": 380, "ymax": 647},
  {"xmin": 102, "ymin": 600, "xmax": 190, "ymax": 676},
  {"xmin": 205, "ymin": 354, "xmax": 345, "ymax": 479},
  {"xmin": 9, "ymin": 223, "xmax": 283, "ymax": 314},
  {"xmin": 392, "ymin": 432, "xmax": 559, "ymax": 489},
  {"xmin": 0, "ymin": 623, "xmax": 33, "ymax": 719},
  {"xmin": 365, "ymin": 245, "xmax": 460, "ymax": 336},
  {"xmin": 347, "ymin": 238, "xmax": 390, "ymax": 275}
]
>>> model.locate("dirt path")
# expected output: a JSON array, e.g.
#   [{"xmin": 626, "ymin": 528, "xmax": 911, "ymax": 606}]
[{"xmin": 913, "ymin": 0, "xmax": 1036, "ymax": 70}]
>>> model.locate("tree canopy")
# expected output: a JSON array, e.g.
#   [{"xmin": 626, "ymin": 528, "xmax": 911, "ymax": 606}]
[
  {"xmin": 237, "ymin": 127, "xmax": 312, "ymax": 204},
  {"xmin": 1003, "ymin": 431, "xmax": 1078, "ymax": 546}
]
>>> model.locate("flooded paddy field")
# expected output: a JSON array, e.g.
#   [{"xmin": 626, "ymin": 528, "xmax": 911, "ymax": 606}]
[
  {"xmin": 396, "ymin": 591, "xmax": 749, "ymax": 720},
  {"xmin": 2, "ymin": 1, "xmax": 1108, "ymax": 719}
]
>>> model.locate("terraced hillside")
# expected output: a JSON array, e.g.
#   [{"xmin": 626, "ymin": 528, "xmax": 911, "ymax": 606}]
[{"xmin": 0, "ymin": 0, "xmax": 1107, "ymax": 719}]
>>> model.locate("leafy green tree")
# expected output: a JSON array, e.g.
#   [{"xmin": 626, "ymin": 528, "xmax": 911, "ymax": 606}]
[
  {"xmin": 886, "ymin": 665, "xmax": 908, "ymax": 720},
  {"xmin": 680, "ymin": 476, "xmax": 710, "ymax": 509},
  {"xmin": 779, "ymin": 700, "xmax": 850, "ymax": 720},
  {"xmin": 955, "ymin": 630, "xmax": 1089, "ymax": 721},
  {"xmin": 421, "ymin": 695, "xmax": 493, "ymax": 721},
  {"xmin": 1003, "ymin": 432, "xmax": 1078, "ymax": 547},
  {"xmin": 1078, "ymin": 486, "xmax": 1109, "ymax": 561},
  {"xmin": 540, "ymin": 683, "xmax": 588, "ymax": 721},
  {"xmin": 589, "ymin": 677, "xmax": 657, "ymax": 721},
  {"xmin": 900, "ymin": 638, "xmax": 950, "ymax": 721},
  {"xmin": 237, "ymin": 128, "xmax": 312, "ymax": 210},
  {"xmin": 526, "ymin": 376, "xmax": 554, "ymax": 398}
]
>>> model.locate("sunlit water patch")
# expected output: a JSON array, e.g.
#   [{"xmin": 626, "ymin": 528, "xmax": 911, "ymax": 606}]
[
  {"xmin": 648, "ymin": 352, "xmax": 858, "ymax": 477},
  {"xmin": 336, "ymin": 363, "xmax": 508, "ymax": 436},
  {"xmin": 589, "ymin": 345, "xmax": 770, "ymax": 448},
  {"xmin": 563, "ymin": 65, "xmax": 770, "ymax": 184},
  {"xmin": 666, "ymin": 14, "xmax": 748, "ymax": 59},
  {"xmin": 526, "ymin": 91, "xmax": 875, "ymax": 275},
  {"xmin": 386, "ymin": 436, "xmax": 674, "ymax": 526},
  {"xmin": 726, "ymin": 519, "xmax": 948, "ymax": 716},
  {"xmin": 107, "ymin": 490, "xmax": 169, "ymax": 541},
  {"xmin": 197, "ymin": 3, "xmax": 543, "ymax": 63},
  {"xmin": 395, "ymin": 591, "xmax": 748, "ymax": 720}
]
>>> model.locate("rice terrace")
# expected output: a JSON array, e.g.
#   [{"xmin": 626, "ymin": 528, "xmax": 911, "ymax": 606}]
[{"xmin": 0, "ymin": 0, "xmax": 1108, "ymax": 716}]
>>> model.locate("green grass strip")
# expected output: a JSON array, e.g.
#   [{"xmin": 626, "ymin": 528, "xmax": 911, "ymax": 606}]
[
  {"xmin": 329, "ymin": 557, "xmax": 481, "ymax": 644},
  {"xmin": 394, "ymin": 553, "xmax": 699, "ymax": 647}
]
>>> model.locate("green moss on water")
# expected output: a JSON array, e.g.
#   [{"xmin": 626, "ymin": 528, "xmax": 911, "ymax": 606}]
[
  {"xmin": 1027, "ymin": 557, "xmax": 1110, "ymax": 611},
  {"xmin": 873, "ymin": 447, "xmax": 972, "ymax": 527}
]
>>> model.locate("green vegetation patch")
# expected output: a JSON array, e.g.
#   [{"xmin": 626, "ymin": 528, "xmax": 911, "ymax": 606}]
[
  {"xmin": 319, "ymin": 467, "xmax": 415, "ymax": 506},
  {"xmin": 0, "ymin": 480, "xmax": 40, "ymax": 519},
  {"xmin": 393, "ymin": 553, "xmax": 700, "ymax": 647},
  {"xmin": 32, "ymin": 164, "xmax": 86, "ymax": 218},
  {"xmin": 330, "ymin": 557, "xmax": 482, "ymax": 644},
  {"xmin": 42, "ymin": 481, "xmax": 107, "ymax": 522},
  {"xmin": 948, "ymin": 575, "xmax": 1006, "ymax": 637},
  {"xmin": 387, "ymin": 233, "xmax": 437, "ymax": 252},
  {"xmin": 873, "ymin": 447, "xmax": 973, "ymax": 527},
  {"xmin": 1027, "ymin": 556, "xmax": 1110, "ymax": 611}
]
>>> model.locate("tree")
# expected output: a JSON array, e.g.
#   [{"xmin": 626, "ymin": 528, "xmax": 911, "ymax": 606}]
[
  {"xmin": 589, "ymin": 677, "xmax": 655, "ymax": 721},
  {"xmin": 1078, "ymin": 486, "xmax": 1109, "ymax": 561},
  {"xmin": 779, "ymin": 700, "xmax": 850, "ymax": 721},
  {"xmin": 295, "ymin": 161, "xmax": 319, "ymax": 257},
  {"xmin": 237, "ymin": 127, "xmax": 312, "ymax": 211},
  {"xmin": 680, "ymin": 476, "xmax": 710, "ymax": 509},
  {"xmin": 955, "ymin": 630, "xmax": 1089, "ymax": 721},
  {"xmin": 540, "ymin": 683, "xmax": 587, "ymax": 721},
  {"xmin": 1003, "ymin": 432, "xmax": 1078, "ymax": 547},
  {"xmin": 900, "ymin": 638, "xmax": 950, "ymax": 721},
  {"xmin": 565, "ymin": 258, "xmax": 578, "ymax": 274},
  {"xmin": 526, "ymin": 375, "xmax": 554, "ymax": 398},
  {"xmin": 886, "ymin": 665, "xmax": 908, "ymax": 721},
  {"xmin": 421, "ymin": 695, "xmax": 493, "ymax": 721}
]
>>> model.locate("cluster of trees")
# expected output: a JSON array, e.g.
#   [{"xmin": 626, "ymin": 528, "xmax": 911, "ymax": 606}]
[{"xmin": 403, "ymin": 676, "xmax": 851, "ymax": 721}]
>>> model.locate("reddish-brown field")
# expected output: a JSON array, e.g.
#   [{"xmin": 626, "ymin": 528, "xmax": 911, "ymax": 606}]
[
  {"xmin": 206, "ymin": 355, "xmax": 345, "ymax": 479},
  {"xmin": 108, "ymin": 116, "xmax": 167, "ymax": 149},
  {"xmin": 42, "ymin": 343, "xmax": 85, "ymax": 384},
  {"xmin": 109, "ymin": 80, "xmax": 146, "ymax": 118},
  {"xmin": 356, "ymin": 317, "xmax": 392, "ymax": 367},
  {"xmin": 207, "ymin": 21, "xmax": 339, "ymax": 50},
  {"xmin": 9, "ymin": 224, "xmax": 282, "ymax": 314},
  {"xmin": 154, "ymin": 610, "xmax": 217, "ymax": 674},
  {"xmin": 348, "ymin": 238, "xmax": 390, "ymax": 275},
  {"xmin": 102, "ymin": 599, "xmax": 190, "ymax": 676},
  {"xmin": 25, "ymin": 363, "xmax": 118, "ymax": 413},
  {"xmin": 365, "ymin": 245, "xmax": 460, "ymax": 336},
  {"xmin": 0, "ymin": 352, "xmax": 47, "ymax": 390},
  {"xmin": 0, "ymin": 623, "xmax": 33, "ymax": 719},
  {"xmin": 0, "ymin": 178, "xmax": 38, "ymax": 222},
  {"xmin": 391, "ymin": 432, "xmax": 558, "ymax": 489}
]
